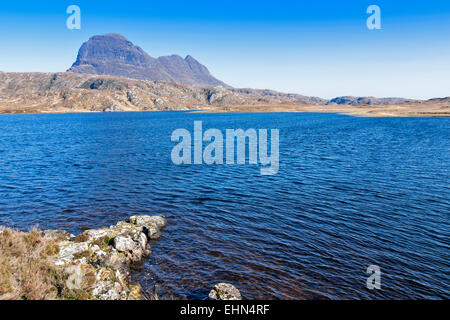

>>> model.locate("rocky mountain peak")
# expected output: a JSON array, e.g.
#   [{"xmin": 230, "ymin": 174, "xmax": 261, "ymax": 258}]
[{"xmin": 68, "ymin": 33, "xmax": 228, "ymax": 87}]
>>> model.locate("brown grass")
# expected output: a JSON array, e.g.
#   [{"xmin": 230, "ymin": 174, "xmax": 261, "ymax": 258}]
[{"xmin": 0, "ymin": 228, "xmax": 65, "ymax": 300}]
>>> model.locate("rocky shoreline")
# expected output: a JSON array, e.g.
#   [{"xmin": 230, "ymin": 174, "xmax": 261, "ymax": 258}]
[
  {"xmin": 45, "ymin": 215, "xmax": 167, "ymax": 300},
  {"xmin": 0, "ymin": 215, "xmax": 242, "ymax": 300}
]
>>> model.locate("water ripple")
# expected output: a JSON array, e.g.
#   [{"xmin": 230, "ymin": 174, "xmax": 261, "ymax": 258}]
[{"xmin": 0, "ymin": 112, "xmax": 448, "ymax": 299}]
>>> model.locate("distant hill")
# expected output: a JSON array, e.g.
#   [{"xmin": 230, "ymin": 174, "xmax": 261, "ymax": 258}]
[
  {"xmin": 327, "ymin": 96, "xmax": 416, "ymax": 105},
  {"xmin": 426, "ymin": 97, "xmax": 450, "ymax": 103},
  {"xmin": 68, "ymin": 33, "xmax": 228, "ymax": 87},
  {"xmin": 231, "ymin": 88, "xmax": 327, "ymax": 105}
]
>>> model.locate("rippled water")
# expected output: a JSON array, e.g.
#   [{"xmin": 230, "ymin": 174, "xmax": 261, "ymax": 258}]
[{"xmin": 0, "ymin": 112, "xmax": 448, "ymax": 299}]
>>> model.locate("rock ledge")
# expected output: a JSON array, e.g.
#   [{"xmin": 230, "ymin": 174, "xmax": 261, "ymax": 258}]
[{"xmin": 52, "ymin": 215, "xmax": 166, "ymax": 300}]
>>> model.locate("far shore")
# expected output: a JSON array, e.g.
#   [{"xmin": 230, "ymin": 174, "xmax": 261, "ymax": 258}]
[
  {"xmin": 0, "ymin": 102, "xmax": 449, "ymax": 117},
  {"xmin": 194, "ymin": 102, "xmax": 450, "ymax": 117}
]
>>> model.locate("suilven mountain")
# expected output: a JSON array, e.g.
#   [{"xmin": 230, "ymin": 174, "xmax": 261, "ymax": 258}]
[
  {"xmin": 66, "ymin": 33, "xmax": 415, "ymax": 106},
  {"xmin": 68, "ymin": 33, "xmax": 228, "ymax": 87}
]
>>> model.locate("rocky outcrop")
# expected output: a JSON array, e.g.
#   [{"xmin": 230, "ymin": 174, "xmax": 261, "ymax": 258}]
[
  {"xmin": 68, "ymin": 33, "xmax": 228, "ymax": 87},
  {"xmin": 52, "ymin": 215, "xmax": 166, "ymax": 300},
  {"xmin": 209, "ymin": 283, "xmax": 242, "ymax": 300},
  {"xmin": 1, "ymin": 218, "xmax": 247, "ymax": 300}
]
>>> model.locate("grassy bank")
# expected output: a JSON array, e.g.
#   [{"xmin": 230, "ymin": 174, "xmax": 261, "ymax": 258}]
[
  {"xmin": 0, "ymin": 228, "xmax": 69, "ymax": 300},
  {"xmin": 0, "ymin": 215, "xmax": 166, "ymax": 300}
]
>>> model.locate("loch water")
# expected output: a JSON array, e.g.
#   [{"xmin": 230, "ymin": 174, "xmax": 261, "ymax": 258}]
[{"xmin": 0, "ymin": 111, "xmax": 448, "ymax": 299}]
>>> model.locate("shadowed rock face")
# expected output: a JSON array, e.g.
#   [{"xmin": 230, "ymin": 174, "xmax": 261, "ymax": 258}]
[{"xmin": 68, "ymin": 33, "xmax": 228, "ymax": 87}]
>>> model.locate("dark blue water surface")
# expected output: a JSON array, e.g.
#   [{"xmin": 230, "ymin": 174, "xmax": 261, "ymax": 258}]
[{"xmin": 0, "ymin": 112, "xmax": 448, "ymax": 299}]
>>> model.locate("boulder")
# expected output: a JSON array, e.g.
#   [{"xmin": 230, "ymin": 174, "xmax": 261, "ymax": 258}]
[
  {"xmin": 129, "ymin": 215, "xmax": 166, "ymax": 228},
  {"xmin": 146, "ymin": 226, "xmax": 161, "ymax": 240},
  {"xmin": 83, "ymin": 228, "xmax": 112, "ymax": 241},
  {"xmin": 55, "ymin": 241, "xmax": 89, "ymax": 266},
  {"xmin": 113, "ymin": 235, "xmax": 139, "ymax": 253},
  {"xmin": 133, "ymin": 230, "xmax": 148, "ymax": 250},
  {"xmin": 209, "ymin": 283, "xmax": 242, "ymax": 300}
]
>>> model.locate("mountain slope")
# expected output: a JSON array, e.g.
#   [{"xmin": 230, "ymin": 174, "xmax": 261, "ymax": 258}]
[{"xmin": 68, "ymin": 33, "xmax": 228, "ymax": 87}]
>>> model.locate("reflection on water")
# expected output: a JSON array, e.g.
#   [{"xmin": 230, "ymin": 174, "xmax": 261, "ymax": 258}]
[{"xmin": 0, "ymin": 112, "xmax": 448, "ymax": 299}]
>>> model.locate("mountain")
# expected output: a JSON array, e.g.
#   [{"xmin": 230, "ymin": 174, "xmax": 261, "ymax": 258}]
[
  {"xmin": 68, "ymin": 33, "xmax": 228, "ymax": 87},
  {"xmin": 66, "ymin": 34, "xmax": 421, "ymax": 105}
]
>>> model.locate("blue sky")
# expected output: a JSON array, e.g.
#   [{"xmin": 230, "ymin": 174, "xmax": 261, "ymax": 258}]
[{"xmin": 0, "ymin": 0, "xmax": 449, "ymax": 99}]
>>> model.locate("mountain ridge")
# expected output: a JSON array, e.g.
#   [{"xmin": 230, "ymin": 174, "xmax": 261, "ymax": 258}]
[{"xmin": 68, "ymin": 33, "xmax": 228, "ymax": 87}]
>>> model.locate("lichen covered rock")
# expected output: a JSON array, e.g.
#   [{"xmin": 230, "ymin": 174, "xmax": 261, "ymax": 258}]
[
  {"xmin": 52, "ymin": 215, "xmax": 166, "ymax": 300},
  {"xmin": 129, "ymin": 215, "xmax": 167, "ymax": 228},
  {"xmin": 209, "ymin": 283, "xmax": 242, "ymax": 300}
]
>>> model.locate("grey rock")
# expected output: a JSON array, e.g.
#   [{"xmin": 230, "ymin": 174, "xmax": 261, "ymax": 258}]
[
  {"xmin": 51, "ymin": 215, "xmax": 167, "ymax": 299},
  {"xmin": 55, "ymin": 241, "xmax": 89, "ymax": 266},
  {"xmin": 129, "ymin": 215, "xmax": 166, "ymax": 228},
  {"xmin": 129, "ymin": 215, "xmax": 165, "ymax": 240},
  {"xmin": 83, "ymin": 228, "xmax": 111, "ymax": 241},
  {"xmin": 113, "ymin": 235, "xmax": 138, "ymax": 253},
  {"xmin": 133, "ymin": 231, "xmax": 148, "ymax": 250},
  {"xmin": 91, "ymin": 280, "xmax": 127, "ymax": 300},
  {"xmin": 209, "ymin": 283, "xmax": 242, "ymax": 300},
  {"xmin": 146, "ymin": 226, "xmax": 161, "ymax": 240}
]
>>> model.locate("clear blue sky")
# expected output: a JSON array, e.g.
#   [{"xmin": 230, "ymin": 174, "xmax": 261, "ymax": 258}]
[{"xmin": 0, "ymin": 0, "xmax": 449, "ymax": 99}]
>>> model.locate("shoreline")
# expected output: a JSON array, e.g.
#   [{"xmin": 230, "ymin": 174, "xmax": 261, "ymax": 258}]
[
  {"xmin": 193, "ymin": 103, "xmax": 450, "ymax": 117},
  {"xmin": 0, "ymin": 103, "xmax": 449, "ymax": 118},
  {"xmin": 0, "ymin": 215, "xmax": 167, "ymax": 300},
  {"xmin": 0, "ymin": 216, "xmax": 242, "ymax": 300}
]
